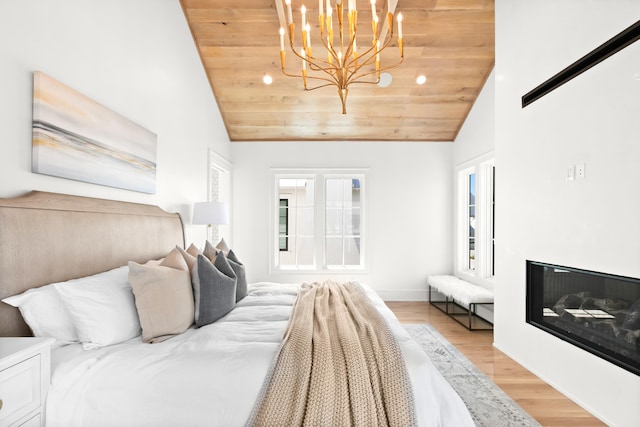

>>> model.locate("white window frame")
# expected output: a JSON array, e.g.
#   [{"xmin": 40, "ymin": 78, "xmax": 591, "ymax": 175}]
[
  {"xmin": 458, "ymin": 166, "xmax": 476, "ymax": 273},
  {"xmin": 482, "ymin": 159, "xmax": 496, "ymax": 278},
  {"xmin": 270, "ymin": 168, "xmax": 368, "ymax": 274},
  {"xmin": 455, "ymin": 153, "xmax": 495, "ymax": 284}
]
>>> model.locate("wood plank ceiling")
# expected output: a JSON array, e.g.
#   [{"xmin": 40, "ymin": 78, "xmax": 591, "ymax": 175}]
[{"xmin": 180, "ymin": 0, "xmax": 494, "ymax": 142}]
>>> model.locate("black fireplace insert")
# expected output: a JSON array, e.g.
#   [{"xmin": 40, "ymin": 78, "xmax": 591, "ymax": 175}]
[{"xmin": 526, "ymin": 260, "xmax": 640, "ymax": 376}]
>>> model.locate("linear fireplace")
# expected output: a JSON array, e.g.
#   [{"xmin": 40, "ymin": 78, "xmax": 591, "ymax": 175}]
[{"xmin": 526, "ymin": 260, "xmax": 640, "ymax": 376}]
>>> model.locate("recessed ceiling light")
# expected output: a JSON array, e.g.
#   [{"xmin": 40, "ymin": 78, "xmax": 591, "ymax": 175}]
[
  {"xmin": 263, "ymin": 74, "xmax": 273, "ymax": 85},
  {"xmin": 378, "ymin": 72, "xmax": 392, "ymax": 88},
  {"xmin": 416, "ymin": 75, "xmax": 427, "ymax": 85}
]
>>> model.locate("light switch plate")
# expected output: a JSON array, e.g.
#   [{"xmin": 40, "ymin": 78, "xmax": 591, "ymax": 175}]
[{"xmin": 567, "ymin": 164, "xmax": 575, "ymax": 181}]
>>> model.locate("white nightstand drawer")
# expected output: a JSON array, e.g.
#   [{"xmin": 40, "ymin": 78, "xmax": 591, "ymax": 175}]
[
  {"xmin": 0, "ymin": 354, "xmax": 41, "ymax": 426},
  {"xmin": 17, "ymin": 413, "xmax": 41, "ymax": 427}
]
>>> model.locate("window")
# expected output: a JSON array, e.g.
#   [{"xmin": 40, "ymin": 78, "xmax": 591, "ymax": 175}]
[
  {"xmin": 467, "ymin": 173, "xmax": 476, "ymax": 271},
  {"xmin": 279, "ymin": 199, "xmax": 289, "ymax": 251},
  {"xmin": 325, "ymin": 178, "xmax": 362, "ymax": 267},
  {"xmin": 488, "ymin": 164, "xmax": 495, "ymax": 276},
  {"xmin": 456, "ymin": 154, "xmax": 494, "ymax": 281},
  {"xmin": 277, "ymin": 178, "xmax": 315, "ymax": 268},
  {"xmin": 272, "ymin": 170, "xmax": 366, "ymax": 272}
]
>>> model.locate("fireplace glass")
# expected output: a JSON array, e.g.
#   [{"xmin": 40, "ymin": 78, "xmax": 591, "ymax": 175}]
[{"xmin": 526, "ymin": 260, "xmax": 640, "ymax": 376}]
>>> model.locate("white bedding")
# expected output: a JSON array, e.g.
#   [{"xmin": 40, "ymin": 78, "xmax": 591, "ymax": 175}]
[{"xmin": 46, "ymin": 282, "xmax": 474, "ymax": 427}]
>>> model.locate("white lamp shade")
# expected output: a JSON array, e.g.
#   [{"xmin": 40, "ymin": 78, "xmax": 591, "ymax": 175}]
[{"xmin": 192, "ymin": 201, "xmax": 229, "ymax": 225}]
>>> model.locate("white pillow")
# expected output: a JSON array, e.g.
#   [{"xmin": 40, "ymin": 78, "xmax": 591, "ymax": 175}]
[
  {"xmin": 2, "ymin": 285, "xmax": 78, "ymax": 343},
  {"xmin": 55, "ymin": 266, "xmax": 142, "ymax": 350}
]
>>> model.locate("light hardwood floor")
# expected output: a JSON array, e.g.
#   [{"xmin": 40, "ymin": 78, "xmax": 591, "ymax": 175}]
[{"xmin": 386, "ymin": 301, "xmax": 607, "ymax": 427}]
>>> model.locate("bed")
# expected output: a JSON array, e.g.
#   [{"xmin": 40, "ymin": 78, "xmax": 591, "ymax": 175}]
[{"xmin": 0, "ymin": 191, "xmax": 474, "ymax": 427}]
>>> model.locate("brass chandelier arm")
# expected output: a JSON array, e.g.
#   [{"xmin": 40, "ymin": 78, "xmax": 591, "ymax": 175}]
[
  {"xmin": 283, "ymin": 38, "xmax": 341, "ymax": 89},
  {"xmin": 284, "ymin": 22, "xmax": 342, "ymax": 82},
  {"xmin": 281, "ymin": 67, "xmax": 338, "ymax": 90},
  {"xmin": 345, "ymin": 44, "xmax": 404, "ymax": 86},
  {"xmin": 343, "ymin": 13, "xmax": 398, "ymax": 85},
  {"xmin": 348, "ymin": 56, "xmax": 405, "ymax": 85}
]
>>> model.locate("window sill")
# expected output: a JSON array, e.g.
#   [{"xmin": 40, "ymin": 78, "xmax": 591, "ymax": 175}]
[{"xmin": 271, "ymin": 266, "xmax": 368, "ymax": 275}]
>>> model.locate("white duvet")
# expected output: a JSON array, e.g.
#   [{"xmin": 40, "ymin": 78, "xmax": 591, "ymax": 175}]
[{"xmin": 46, "ymin": 282, "xmax": 474, "ymax": 427}]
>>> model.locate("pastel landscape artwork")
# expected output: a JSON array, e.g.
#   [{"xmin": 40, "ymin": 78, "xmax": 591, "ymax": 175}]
[{"xmin": 32, "ymin": 71, "xmax": 157, "ymax": 194}]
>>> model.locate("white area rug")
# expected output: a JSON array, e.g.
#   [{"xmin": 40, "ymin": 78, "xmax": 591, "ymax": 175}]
[{"xmin": 405, "ymin": 324, "xmax": 542, "ymax": 427}]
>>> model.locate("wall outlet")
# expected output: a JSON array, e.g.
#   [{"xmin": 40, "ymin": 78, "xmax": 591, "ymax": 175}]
[{"xmin": 576, "ymin": 163, "xmax": 585, "ymax": 179}]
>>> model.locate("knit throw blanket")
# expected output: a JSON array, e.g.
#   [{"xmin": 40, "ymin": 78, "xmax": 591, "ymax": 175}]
[{"xmin": 247, "ymin": 281, "xmax": 417, "ymax": 427}]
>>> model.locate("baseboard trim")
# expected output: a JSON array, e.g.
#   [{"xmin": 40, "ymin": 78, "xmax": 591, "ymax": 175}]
[
  {"xmin": 376, "ymin": 290, "xmax": 428, "ymax": 301},
  {"xmin": 492, "ymin": 341, "xmax": 612, "ymax": 426}
]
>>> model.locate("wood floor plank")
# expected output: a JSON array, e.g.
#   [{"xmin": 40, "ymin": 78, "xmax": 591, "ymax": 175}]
[{"xmin": 386, "ymin": 301, "xmax": 606, "ymax": 427}]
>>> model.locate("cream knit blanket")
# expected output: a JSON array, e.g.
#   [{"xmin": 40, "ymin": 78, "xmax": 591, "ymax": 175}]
[{"xmin": 247, "ymin": 281, "xmax": 417, "ymax": 427}]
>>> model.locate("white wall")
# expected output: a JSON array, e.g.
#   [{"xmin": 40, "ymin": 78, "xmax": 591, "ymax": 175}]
[
  {"xmin": 0, "ymin": 0, "xmax": 230, "ymax": 245},
  {"xmin": 231, "ymin": 142, "xmax": 453, "ymax": 300},
  {"xmin": 495, "ymin": 1, "xmax": 640, "ymax": 425},
  {"xmin": 453, "ymin": 69, "xmax": 495, "ymax": 164}
]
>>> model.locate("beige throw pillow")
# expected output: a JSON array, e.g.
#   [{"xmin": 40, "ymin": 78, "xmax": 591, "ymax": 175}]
[
  {"xmin": 128, "ymin": 262, "xmax": 194, "ymax": 343},
  {"xmin": 176, "ymin": 245, "xmax": 197, "ymax": 273},
  {"xmin": 215, "ymin": 238, "xmax": 230, "ymax": 255},
  {"xmin": 161, "ymin": 247, "xmax": 190, "ymax": 271}
]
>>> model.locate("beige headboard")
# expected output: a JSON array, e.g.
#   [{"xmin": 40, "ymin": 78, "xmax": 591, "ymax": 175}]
[{"xmin": 0, "ymin": 191, "xmax": 185, "ymax": 337}]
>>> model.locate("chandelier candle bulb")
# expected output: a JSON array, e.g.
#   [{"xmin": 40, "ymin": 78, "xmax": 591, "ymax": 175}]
[
  {"xmin": 319, "ymin": 0, "xmax": 323, "ymax": 16},
  {"xmin": 337, "ymin": 0, "xmax": 344, "ymax": 45},
  {"xmin": 397, "ymin": 12, "xmax": 403, "ymax": 39},
  {"xmin": 370, "ymin": 0, "xmax": 376, "ymax": 17},
  {"xmin": 279, "ymin": 27, "xmax": 285, "ymax": 51},
  {"xmin": 372, "ymin": 15, "xmax": 378, "ymax": 42},
  {"xmin": 285, "ymin": 0, "xmax": 293, "ymax": 24},
  {"xmin": 301, "ymin": 5, "xmax": 306, "ymax": 30}
]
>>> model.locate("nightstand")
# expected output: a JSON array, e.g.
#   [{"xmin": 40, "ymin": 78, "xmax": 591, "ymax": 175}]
[{"xmin": 0, "ymin": 338, "xmax": 54, "ymax": 427}]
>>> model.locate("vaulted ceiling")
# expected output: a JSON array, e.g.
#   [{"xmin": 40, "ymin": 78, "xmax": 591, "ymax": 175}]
[{"xmin": 180, "ymin": 0, "xmax": 494, "ymax": 142}]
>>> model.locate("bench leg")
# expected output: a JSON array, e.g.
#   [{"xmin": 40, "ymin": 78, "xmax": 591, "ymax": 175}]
[{"xmin": 429, "ymin": 286, "xmax": 493, "ymax": 331}]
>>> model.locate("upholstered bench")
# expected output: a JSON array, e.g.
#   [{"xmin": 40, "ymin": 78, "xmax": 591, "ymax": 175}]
[{"xmin": 427, "ymin": 275, "xmax": 494, "ymax": 330}]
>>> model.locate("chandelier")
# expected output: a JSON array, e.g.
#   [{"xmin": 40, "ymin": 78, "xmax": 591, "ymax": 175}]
[{"xmin": 277, "ymin": 0, "xmax": 404, "ymax": 114}]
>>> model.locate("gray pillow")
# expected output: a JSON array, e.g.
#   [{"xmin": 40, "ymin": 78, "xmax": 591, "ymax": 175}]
[
  {"xmin": 203, "ymin": 241, "xmax": 247, "ymax": 303},
  {"xmin": 227, "ymin": 249, "xmax": 247, "ymax": 302},
  {"xmin": 192, "ymin": 253, "xmax": 237, "ymax": 327},
  {"xmin": 203, "ymin": 240, "xmax": 218, "ymax": 261}
]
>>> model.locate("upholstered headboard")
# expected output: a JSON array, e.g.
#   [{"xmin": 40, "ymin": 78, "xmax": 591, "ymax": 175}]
[{"xmin": 0, "ymin": 191, "xmax": 185, "ymax": 337}]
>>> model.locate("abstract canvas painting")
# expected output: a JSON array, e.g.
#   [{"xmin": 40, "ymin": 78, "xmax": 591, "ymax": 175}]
[{"xmin": 32, "ymin": 71, "xmax": 157, "ymax": 194}]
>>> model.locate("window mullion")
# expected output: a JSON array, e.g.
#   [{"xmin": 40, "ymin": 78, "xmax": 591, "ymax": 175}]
[{"xmin": 316, "ymin": 173, "xmax": 325, "ymax": 269}]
